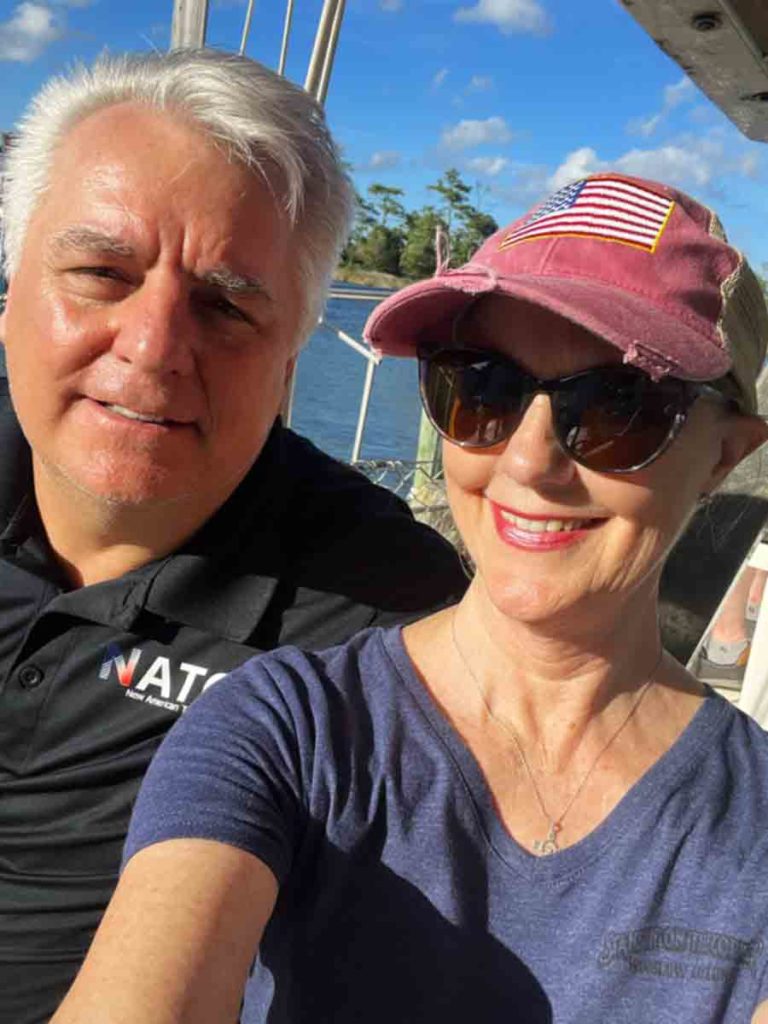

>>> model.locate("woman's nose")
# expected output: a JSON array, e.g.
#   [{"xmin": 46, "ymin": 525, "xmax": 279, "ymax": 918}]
[{"xmin": 495, "ymin": 393, "xmax": 577, "ymax": 487}]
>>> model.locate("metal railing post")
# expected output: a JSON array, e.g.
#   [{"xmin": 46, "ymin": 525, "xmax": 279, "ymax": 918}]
[
  {"xmin": 170, "ymin": 0, "xmax": 209, "ymax": 49},
  {"xmin": 304, "ymin": 0, "xmax": 342, "ymax": 99},
  {"xmin": 317, "ymin": 0, "xmax": 346, "ymax": 105},
  {"xmin": 239, "ymin": 0, "xmax": 256, "ymax": 55},
  {"xmin": 351, "ymin": 356, "xmax": 378, "ymax": 463},
  {"xmin": 278, "ymin": 0, "xmax": 296, "ymax": 76}
]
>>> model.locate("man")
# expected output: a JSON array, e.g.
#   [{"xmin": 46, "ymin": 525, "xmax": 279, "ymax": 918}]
[{"xmin": 0, "ymin": 50, "xmax": 465, "ymax": 1022}]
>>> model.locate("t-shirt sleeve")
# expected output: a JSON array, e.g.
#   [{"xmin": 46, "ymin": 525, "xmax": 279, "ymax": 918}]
[
  {"xmin": 123, "ymin": 653, "xmax": 309, "ymax": 884},
  {"xmin": 756, "ymin": 956, "xmax": 768, "ymax": 1015}
]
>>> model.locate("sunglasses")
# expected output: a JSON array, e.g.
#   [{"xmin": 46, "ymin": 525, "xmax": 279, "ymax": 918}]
[{"xmin": 418, "ymin": 347, "xmax": 729, "ymax": 474}]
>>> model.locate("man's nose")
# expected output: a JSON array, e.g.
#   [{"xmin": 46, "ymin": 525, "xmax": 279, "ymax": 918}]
[
  {"xmin": 109, "ymin": 277, "xmax": 197, "ymax": 375},
  {"xmin": 496, "ymin": 393, "xmax": 577, "ymax": 487}
]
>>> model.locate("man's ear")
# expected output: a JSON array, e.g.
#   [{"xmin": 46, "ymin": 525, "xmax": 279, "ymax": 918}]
[
  {"xmin": 706, "ymin": 414, "xmax": 768, "ymax": 493},
  {"xmin": 278, "ymin": 356, "xmax": 298, "ymax": 419},
  {"xmin": 0, "ymin": 307, "xmax": 6, "ymax": 348},
  {"xmin": 283, "ymin": 354, "xmax": 297, "ymax": 388}
]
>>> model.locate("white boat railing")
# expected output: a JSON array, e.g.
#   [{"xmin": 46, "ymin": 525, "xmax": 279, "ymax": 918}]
[
  {"xmin": 314, "ymin": 311, "xmax": 382, "ymax": 465},
  {"xmin": 171, "ymin": 0, "xmax": 345, "ymax": 103}
]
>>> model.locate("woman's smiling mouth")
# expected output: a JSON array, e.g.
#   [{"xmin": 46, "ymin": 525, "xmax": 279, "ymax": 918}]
[{"xmin": 491, "ymin": 502, "xmax": 604, "ymax": 550}]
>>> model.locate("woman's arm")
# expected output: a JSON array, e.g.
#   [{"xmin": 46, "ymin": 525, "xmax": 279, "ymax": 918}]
[
  {"xmin": 52, "ymin": 838, "xmax": 278, "ymax": 1024},
  {"xmin": 754, "ymin": 1001, "xmax": 768, "ymax": 1024}
]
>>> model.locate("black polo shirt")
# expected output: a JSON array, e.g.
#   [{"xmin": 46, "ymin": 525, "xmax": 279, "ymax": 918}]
[{"xmin": 0, "ymin": 380, "xmax": 466, "ymax": 1023}]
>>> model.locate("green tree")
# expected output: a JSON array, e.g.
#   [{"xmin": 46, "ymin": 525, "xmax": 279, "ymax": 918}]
[
  {"xmin": 367, "ymin": 183, "xmax": 406, "ymax": 228},
  {"xmin": 340, "ymin": 186, "xmax": 376, "ymax": 267},
  {"xmin": 340, "ymin": 181, "xmax": 406, "ymax": 270},
  {"xmin": 452, "ymin": 208, "xmax": 498, "ymax": 265},
  {"xmin": 425, "ymin": 168, "xmax": 497, "ymax": 266},
  {"xmin": 428, "ymin": 168, "xmax": 472, "ymax": 231},
  {"xmin": 351, "ymin": 224, "xmax": 403, "ymax": 275},
  {"xmin": 400, "ymin": 207, "xmax": 447, "ymax": 279}
]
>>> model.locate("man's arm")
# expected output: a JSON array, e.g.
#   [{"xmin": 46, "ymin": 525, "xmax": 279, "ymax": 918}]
[
  {"xmin": 52, "ymin": 839, "xmax": 277, "ymax": 1024},
  {"xmin": 754, "ymin": 1000, "xmax": 768, "ymax": 1024}
]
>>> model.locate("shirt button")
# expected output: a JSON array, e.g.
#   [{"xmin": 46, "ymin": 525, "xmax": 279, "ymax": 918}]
[{"xmin": 19, "ymin": 664, "xmax": 44, "ymax": 690}]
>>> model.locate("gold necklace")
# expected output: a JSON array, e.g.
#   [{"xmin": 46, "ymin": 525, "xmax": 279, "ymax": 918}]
[{"xmin": 450, "ymin": 611, "xmax": 663, "ymax": 856}]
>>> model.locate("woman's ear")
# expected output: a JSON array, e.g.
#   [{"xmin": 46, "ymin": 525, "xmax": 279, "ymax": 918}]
[{"xmin": 706, "ymin": 413, "xmax": 768, "ymax": 493}]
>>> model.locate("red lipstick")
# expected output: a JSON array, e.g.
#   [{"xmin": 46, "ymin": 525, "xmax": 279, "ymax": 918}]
[{"xmin": 490, "ymin": 502, "xmax": 600, "ymax": 551}]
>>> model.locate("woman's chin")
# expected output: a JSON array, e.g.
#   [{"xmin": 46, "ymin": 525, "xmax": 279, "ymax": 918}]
[{"xmin": 478, "ymin": 570, "xmax": 581, "ymax": 626}]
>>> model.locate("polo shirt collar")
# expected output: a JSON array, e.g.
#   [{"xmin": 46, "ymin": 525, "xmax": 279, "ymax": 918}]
[
  {"xmin": 1, "ymin": 420, "xmax": 289, "ymax": 644},
  {"xmin": 141, "ymin": 421, "xmax": 287, "ymax": 643}
]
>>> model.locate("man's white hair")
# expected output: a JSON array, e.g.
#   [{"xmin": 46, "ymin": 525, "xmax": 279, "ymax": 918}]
[{"xmin": 1, "ymin": 48, "xmax": 354, "ymax": 344}]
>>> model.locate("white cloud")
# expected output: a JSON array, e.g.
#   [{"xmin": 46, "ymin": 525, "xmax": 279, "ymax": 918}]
[
  {"xmin": 454, "ymin": 0, "xmax": 549, "ymax": 35},
  {"xmin": 738, "ymin": 151, "xmax": 760, "ymax": 177},
  {"xmin": 467, "ymin": 155, "xmax": 509, "ymax": 176},
  {"xmin": 626, "ymin": 113, "xmax": 662, "ymax": 139},
  {"xmin": 468, "ymin": 74, "xmax": 493, "ymax": 91},
  {"xmin": 367, "ymin": 150, "xmax": 401, "ymax": 170},
  {"xmin": 664, "ymin": 77, "xmax": 695, "ymax": 109},
  {"xmin": 379, "ymin": 0, "xmax": 403, "ymax": 10},
  {"xmin": 432, "ymin": 67, "xmax": 449, "ymax": 90},
  {"xmin": 546, "ymin": 147, "xmax": 600, "ymax": 191},
  {"xmin": 0, "ymin": 2, "xmax": 60, "ymax": 61},
  {"xmin": 627, "ymin": 76, "xmax": 696, "ymax": 137},
  {"xmin": 546, "ymin": 135, "xmax": 760, "ymax": 195},
  {"xmin": 688, "ymin": 105, "xmax": 718, "ymax": 126},
  {"xmin": 441, "ymin": 115, "xmax": 512, "ymax": 149},
  {"xmin": 612, "ymin": 145, "xmax": 714, "ymax": 188}
]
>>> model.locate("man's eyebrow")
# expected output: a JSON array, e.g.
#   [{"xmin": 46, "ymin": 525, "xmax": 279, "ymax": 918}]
[
  {"xmin": 47, "ymin": 233, "xmax": 273, "ymax": 303},
  {"xmin": 198, "ymin": 266, "xmax": 273, "ymax": 303},
  {"xmin": 49, "ymin": 227, "xmax": 136, "ymax": 259}
]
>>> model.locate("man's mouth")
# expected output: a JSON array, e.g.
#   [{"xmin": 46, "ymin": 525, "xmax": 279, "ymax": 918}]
[{"xmin": 97, "ymin": 402, "xmax": 178, "ymax": 426}]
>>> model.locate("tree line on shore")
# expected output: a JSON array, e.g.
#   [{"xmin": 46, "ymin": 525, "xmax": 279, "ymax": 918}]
[
  {"xmin": 341, "ymin": 167, "xmax": 498, "ymax": 280},
  {"xmin": 340, "ymin": 168, "xmax": 768, "ymax": 299}
]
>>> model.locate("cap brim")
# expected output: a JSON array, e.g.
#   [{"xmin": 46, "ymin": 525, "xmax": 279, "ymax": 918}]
[{"xmin": 364, "ymin": 271, "xmax": 732, "ymax": 382}]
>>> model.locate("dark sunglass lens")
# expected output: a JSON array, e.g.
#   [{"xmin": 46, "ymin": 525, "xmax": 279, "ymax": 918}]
[
  {"xmin": 420, "ymin": 352, "xmax": 524, "ymax": 447},
  {"xmin": 556, "ymin": 372, "xmax": 682, "ymax": 471}
]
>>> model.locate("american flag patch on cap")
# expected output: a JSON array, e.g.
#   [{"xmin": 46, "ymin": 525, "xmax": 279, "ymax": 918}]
[{"xmin": 499, "ymin": 176, "xmax": 674, "ymax": 253}]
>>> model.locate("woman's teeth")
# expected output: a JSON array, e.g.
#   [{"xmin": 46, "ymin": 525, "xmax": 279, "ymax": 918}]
[{"xmin": 499, "ymin": 511, "xmax": 592, "ymax": 533}]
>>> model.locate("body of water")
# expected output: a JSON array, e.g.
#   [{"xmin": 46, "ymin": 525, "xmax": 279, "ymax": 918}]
[{"xmin": 292, "ymin": 282, "xmax": 422, "ymax": 464}]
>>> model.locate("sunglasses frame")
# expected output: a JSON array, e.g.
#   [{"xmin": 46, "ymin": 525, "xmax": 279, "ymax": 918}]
[{"xmin": 418, "ymin": 346, "xmax": 729, "ymax": 474}]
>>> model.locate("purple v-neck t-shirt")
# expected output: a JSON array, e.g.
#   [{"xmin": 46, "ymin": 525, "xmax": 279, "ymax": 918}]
[{"xmin": 125, "ymin": 627, "xmax": 768, "ymax": 1023}]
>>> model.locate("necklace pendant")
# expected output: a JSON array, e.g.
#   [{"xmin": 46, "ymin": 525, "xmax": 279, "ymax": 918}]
[{"xmin": 533, "ymin": 821, "xmax": 560, "ymax": 856}]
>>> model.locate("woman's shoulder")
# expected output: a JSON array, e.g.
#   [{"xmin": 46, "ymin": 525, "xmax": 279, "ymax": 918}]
[
  {"xmin": 701, "ymin": 693, "xmax": 768, "ymax": 815},
  {"xmin": 715, "ymin": 692, "xmax": 768, "ymax": 748}
]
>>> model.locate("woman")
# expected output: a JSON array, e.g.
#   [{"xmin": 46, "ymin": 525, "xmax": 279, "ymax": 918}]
[{"xmin": 53, "ymin": 174, "xmax": 768, "ymax": 1023}]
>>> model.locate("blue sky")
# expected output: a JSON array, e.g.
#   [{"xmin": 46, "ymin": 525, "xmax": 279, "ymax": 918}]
[{"xmin": 2, "ymin": 0, "xmax": 767, "ymax": 270}]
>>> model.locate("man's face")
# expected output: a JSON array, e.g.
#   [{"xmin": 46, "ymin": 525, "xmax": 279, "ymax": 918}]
[{"xmin": 2, "ymin": 103, "xmax": 300, "ymax": 514}]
